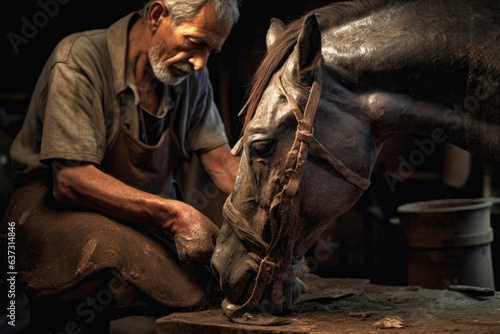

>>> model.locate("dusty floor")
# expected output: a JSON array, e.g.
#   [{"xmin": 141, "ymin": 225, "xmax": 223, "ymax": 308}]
[{"xmin": 157, "ymin": 273, "xmax": 500, "ymax": 333}]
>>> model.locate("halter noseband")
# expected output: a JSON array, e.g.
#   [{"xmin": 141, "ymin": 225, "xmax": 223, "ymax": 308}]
[{"xmin": 222, "ymin": 59, "xmax": 371, "ymax": 323}]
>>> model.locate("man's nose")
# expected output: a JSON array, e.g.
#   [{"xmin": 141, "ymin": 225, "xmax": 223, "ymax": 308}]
[{"xmin": 189, "ymin": 52, "xmax": 209, "ymax": 71}]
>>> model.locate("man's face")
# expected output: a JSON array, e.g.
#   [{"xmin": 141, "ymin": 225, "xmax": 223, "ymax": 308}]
[{"xmin": 149, "ymin": 2, "xmax": 232, "ymax": 85}]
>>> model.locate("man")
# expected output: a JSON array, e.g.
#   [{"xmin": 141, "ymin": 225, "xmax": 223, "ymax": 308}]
[{"xmin": 4, "ymin": 0, "xmax": 241, "ymax": 332}]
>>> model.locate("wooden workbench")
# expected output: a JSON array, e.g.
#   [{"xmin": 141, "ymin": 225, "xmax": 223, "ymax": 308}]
[{"xmin": 156, "ymin": 273, "xmax": 500, "ymax": 333}]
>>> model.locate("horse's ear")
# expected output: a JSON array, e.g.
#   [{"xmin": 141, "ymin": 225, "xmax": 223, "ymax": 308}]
[
  {"xmin": 287, "ymin": 13, "xmax": 322, "ymax": 79},
  {"xmin": 266, "ymin": 18, "xmax": 285, "ymax": 49}
]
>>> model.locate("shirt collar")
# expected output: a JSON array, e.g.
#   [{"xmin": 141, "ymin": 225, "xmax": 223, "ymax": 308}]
[{"xmin": 107, "ymin": 12, "xmax": 139, "ymax": 95}]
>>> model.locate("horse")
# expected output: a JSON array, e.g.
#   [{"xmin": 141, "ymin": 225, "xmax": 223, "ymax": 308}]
[{"xmin": 211, "ymin": 0, "xmax": 500, "ymax": 325}]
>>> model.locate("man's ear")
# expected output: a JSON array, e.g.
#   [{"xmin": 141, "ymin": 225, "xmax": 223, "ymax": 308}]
[{"xmin": 147, "ymin": 1, "xmax": 169, "ymax": 31}]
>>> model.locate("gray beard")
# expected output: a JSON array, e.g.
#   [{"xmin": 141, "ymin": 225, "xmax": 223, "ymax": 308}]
[{"xmin": 148, "ymin": 42, "xmax": 194, "ymax": 86}]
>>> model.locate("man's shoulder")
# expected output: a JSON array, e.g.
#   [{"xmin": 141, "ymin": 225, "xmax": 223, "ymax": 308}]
[
  {"xmin": 48, "ymin": 13, "xmax": 134, "ymax": 74},
  {"xmin": 51, "ymin": 29, "xmax": 108, "ymax": 64}
]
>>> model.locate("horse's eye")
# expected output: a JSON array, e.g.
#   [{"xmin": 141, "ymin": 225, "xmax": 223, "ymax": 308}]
[{"xmin": 250, "ymin": 139, "xmax": 275, "ymax": 156}]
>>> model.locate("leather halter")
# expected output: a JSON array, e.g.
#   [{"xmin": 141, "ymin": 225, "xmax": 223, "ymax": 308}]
[{"xmin": 222, "ymin": 59, "xmax": 371, "ymax": 322}]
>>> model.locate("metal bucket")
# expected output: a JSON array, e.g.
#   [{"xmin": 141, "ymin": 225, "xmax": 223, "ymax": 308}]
[
  {"xmin": 486, "ymin": 197, "xmax": 500, "ymax": 289},
  {"xmin": 397, "ymin": 199, "xmax": 495, "ymax": 289}
]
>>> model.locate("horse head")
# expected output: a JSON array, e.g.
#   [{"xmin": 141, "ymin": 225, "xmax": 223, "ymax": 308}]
[{"xmin": 211, "ymin": 12, "xmax": 377, "ymax": 322}]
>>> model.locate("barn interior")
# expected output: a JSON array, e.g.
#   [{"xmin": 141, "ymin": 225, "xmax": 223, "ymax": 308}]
[{"xmin": 1, "ymin": 0, "xmax": 499, "ymax": 333}]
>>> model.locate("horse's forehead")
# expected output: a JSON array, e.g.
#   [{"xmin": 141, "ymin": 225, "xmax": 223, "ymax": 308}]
[{"xmin": 247, "ymin": 81, "xmax": 292, "ymax": 132}]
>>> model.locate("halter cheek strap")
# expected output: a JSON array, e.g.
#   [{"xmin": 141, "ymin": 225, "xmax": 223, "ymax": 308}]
[{"xmin": 277, "ymin": 71, "xmax": 371, "ymax": 192}]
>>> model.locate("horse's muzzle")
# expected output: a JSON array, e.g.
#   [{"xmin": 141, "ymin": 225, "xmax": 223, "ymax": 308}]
[
  {"xmin": 212, "ymin": 220, "xmax": 307, "ymax": 319},
  {"xmin": 211, "ymin": 221, "xmax": 256, "ymax": 304}
]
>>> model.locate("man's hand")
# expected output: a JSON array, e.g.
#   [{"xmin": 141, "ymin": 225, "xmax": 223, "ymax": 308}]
[{"xmin": 166, "ymin": 201, "xmax": 220, "ymax": 264}]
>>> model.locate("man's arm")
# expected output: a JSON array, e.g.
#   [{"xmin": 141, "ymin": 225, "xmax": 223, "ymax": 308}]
[
  {"xmin": 51, "ymin": 160, "xmax": 219, "ymax": 263},
  {"xmin": 198, "ymin": 144, "xmax": 240, "ymax": 195}
]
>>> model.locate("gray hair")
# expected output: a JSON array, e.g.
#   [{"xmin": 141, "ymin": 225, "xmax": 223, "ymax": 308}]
[{"xmin": 139, "ymin": 0, "xmax": 242, "ymax": 25}]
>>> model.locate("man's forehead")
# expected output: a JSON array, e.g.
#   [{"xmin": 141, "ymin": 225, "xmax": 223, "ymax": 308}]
[
  {"xmin": 174, "ymin": 3, "xmax": 232, "ymax": 48},
  {"xmin": 177, "ymin": 21, "xmax": 232, "ymax": 51}
]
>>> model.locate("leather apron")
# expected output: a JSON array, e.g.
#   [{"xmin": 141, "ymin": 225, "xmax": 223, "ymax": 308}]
[
  {"xmin": 2, "ymin": 113, "xmax": 207, "ymax": 309},
  {"xmin": 101, "ymin": 120, "xmax": 180, "ymax": 196}
]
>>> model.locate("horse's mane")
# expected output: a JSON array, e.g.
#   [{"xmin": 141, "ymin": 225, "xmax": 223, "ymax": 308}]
[{"xmin": 239, "ymin": 0, "xmax": 394, "ymax": 134}]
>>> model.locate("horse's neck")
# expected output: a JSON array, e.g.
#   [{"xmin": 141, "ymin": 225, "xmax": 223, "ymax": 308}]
[
  {"xmin": 355, "ymin": 68, "xmax": 500, "ymax": 167},
  {"xmin": 322, "ymin": 0, "xmax": 500, "ymax": 167},
  {"xmin": 358, "ymin": 91, "xmax": 500, "ymax": 167},
  {"xmin": 323, "ymin": 0, "xmax": 499, "ymax": 75},
  {"xmin": 323, "ymin": 0, "xmax": 500, "ymax": 102}
]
